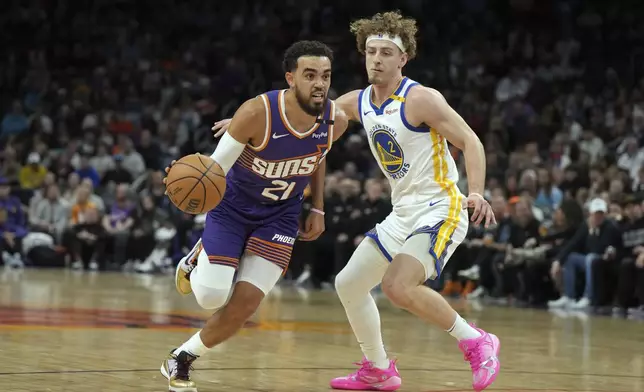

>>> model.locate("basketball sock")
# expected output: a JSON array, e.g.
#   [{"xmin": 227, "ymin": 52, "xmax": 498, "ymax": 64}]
[
  {"xmin": 345, "ymin": 293, "xmax": 390, "ymax": 369},
  {"xmin": 446, "ymin": 314, "xmax": 481, "ymax": 341},
  {"xmin": 335, "ymin": 238, "xmax": 391, "ymax": 370},
  {"xmin": 174, "ymin": 330, "xmax": 209, "ymax": 357}
]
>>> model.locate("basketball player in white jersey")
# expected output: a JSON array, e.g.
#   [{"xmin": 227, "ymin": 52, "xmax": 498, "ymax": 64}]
[{"xmin": 212, "ymin": 11, "xmax": 500, "ymax": 391}]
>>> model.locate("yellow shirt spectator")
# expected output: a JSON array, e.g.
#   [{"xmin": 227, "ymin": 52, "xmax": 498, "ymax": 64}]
[{"xmin": 19, "ymin": 153, "xmax": 47, "ymax": 190}]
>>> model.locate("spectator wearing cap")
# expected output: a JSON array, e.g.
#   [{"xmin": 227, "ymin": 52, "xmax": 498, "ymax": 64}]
[
  {"xmin": 75, "ymin": 153, "xmax": 100, "ymax": 188},
  {"xmin": 19, "ymin": 152, "xmax": 47, "ymax": 190},
  {"xmin": 548, "ymin": 198, "xmax": 622, "ymax": 309}
]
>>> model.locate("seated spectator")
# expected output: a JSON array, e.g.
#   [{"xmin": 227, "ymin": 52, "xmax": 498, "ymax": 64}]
[
  {"xmin": 548, "ymin": 198, "xmax": 622, "ymax": 309},
  {"xmin": 28, "ymin": 172, "xmax": 58, "ymax": 217},
  {"xmin": 102, "ymin": 154, "xmax": 133, "ymax": 186},
  {"xmin": 602, "ymin": 197, "xmax": 644, "ymax": 314},
  {"xmin": 1, "ymin": 147, "xmax": 22, "ymax": 185},
  {"xmin": 534, "ymin": 167, "xmax": 563, "ymax": 216},
  {"xmin": 89, "ymin": 143, "xmax": 115, "ymax": 179},
  {"xmin": 458, "ymin": 193, "xmax": 510, "ymax": 298},
  {"xmin": 520, "ymin": 199, "xmax": 583, "ymax": 305},
  {"xmin": 0, "ymin": 177, "xmax": 26, "ymax": 229},
  {"xmin": 75, "ymin": 153, "xmax": 100, "ymax": 189},
  {"xmin": 137, "ymin": 129, "xmax": 162, "ymax": 171},
  {"xmin": 19, "ymin": 152, "xmax": 47, "ymax": 190},
  {"xmin": 131, "ymin": 194, "xmax": 174, "ymax": 272},
  {"xmin": 101, "ymin": 184, "xmax": 134, "ymax": 267},
  {"xmin": 70, "ymin": 207, "xmax": 105, "ymax": 271},
  {"xmin": 80, "ymin": 178, "xmax": 105, "ymax": 212},
  {"xmin": 1, "ymin": 101, "xmax": 29, "ymax": 139},
  {"xmin": 0, "ymin": 199, "xmax": 28, "ymax": 268},
  {"xmin": 69, "ymin": 184, "xmax": 97, "ymax": 225},
  {"xmin": 30, "ymin": 184, "xmax": 68, "ymax": 243},
  {"xmin": 140, "ymin": 170, "xmax": 171, "ymax": 209},
  {"xmin": 61, "ymin": 172, "xmax": 81, "ymax": 206},
  {"xmin": 119, "ymin": 137, "xmax": 146, "ymax": 179},
  {"xmin": 500, "ymin": 197, "xmax": 542, "ymax": 301}
]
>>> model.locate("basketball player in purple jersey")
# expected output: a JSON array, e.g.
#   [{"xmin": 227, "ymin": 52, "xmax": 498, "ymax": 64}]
[
  {"xmin": 160, "ymin": 41, "xmax": 349, "ymax": 392},
  {"xmin": 213, "ymin": 12, "xmax": 500, "ymax": 392}
]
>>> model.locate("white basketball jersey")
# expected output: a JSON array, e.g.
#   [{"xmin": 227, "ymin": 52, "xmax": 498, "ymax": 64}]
[{"xmin": 359, "ymin": 77, "xmax": 462, "ymax": 207}]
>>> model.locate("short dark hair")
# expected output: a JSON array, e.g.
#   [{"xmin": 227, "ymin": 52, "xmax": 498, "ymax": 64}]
[{"xmin": 282, "ymin": 40, "xmax": 334, "ymax": 73}]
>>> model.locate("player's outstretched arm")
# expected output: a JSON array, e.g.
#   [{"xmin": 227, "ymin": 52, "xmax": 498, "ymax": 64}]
[{"xmin": 406, "ymin": 86, "xmax": 496, "ymax": 227}]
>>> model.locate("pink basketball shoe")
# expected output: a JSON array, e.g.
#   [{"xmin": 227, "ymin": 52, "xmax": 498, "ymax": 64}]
[
  {"xmin": 458, "ymin": 326, "xmax": 501, "ymax": 391},
  {"xmin": 330, "ymin": 358, "xmax": 401, "ymax": 391}
]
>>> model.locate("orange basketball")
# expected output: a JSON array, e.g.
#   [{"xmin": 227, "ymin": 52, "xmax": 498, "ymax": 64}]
[{"xmin": 165, "ymin": 154, "xmax": 226, "ymax": 215}]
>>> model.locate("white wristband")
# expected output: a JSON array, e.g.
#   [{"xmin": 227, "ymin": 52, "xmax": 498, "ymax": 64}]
[
  {"xmin": 211, "ymin": 132, "xmax": 246, "ymax": 175},
  {"xmin": 311, "ymin": 208, "xmax": 325, "ymax": 216}
]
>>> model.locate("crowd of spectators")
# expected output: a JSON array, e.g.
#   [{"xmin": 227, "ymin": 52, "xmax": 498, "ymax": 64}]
[{"xmin": 1, "ymin": 0, "xmax": 643, "ymax": 318}]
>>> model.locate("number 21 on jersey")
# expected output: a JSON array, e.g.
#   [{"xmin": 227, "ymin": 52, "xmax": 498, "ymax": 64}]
[{"xmin": 262, "ymin": 180, "xmax": 296, "ymax": 201}]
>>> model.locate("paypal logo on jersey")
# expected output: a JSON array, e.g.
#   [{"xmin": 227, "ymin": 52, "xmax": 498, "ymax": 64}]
[
  {"xmin": 370, "ymin": 127, "xmax": 410, "ymax": 180},
  {"xmin": 312, "ymin": 131, "xmax": 328, "ymax": 139}
]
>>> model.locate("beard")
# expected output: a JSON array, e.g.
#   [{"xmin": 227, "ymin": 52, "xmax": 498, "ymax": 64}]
[{"xmin": 294, "ymin": 86, "xmax": 326, "ymax": 116}]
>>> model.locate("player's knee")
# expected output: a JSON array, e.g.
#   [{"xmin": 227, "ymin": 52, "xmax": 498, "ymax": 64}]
[
  {"xmin": 381, "ymin": 275, "xmax": 413, "ymax": 309},
  {"xmin": 192, "ymin": 286, "xmax": 230, "ymax": 310}
]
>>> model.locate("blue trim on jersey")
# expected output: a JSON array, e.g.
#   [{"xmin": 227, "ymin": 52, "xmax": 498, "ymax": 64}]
[
  {"xmin": 365, "ymin": 228, "xmax": 393, "ymax": 262},
  {"xmin": 368, "ymin": 77, "xmax": 408, "ymax": 115},
  {"xmin": 406, "ymin": 221, "xmax": 447, "ymax": 279},
  {"xmin": 358, "ymin": 89, "xmax": 365, "ymax": 124},
  {"xmin": 400, "ymin": 82, "xmax": 430, "ymax": 133}
]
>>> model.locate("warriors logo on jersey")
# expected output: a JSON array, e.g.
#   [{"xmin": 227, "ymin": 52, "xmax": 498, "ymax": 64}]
[{"xmin": 368, "ymin": 125, "xmax": 410, "ymax": 180}]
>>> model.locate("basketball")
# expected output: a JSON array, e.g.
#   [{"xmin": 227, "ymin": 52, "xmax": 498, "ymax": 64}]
[{"xmin": 165, "ymin": 154, "xmax": 226, "ymax": 214}]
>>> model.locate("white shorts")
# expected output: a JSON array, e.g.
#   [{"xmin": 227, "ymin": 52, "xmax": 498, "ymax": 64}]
[{"xmin": 365, "ymin": 196, "xmax": 469, "ymax": 280}]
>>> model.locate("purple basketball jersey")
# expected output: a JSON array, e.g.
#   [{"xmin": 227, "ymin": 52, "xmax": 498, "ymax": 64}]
[
  {"xmin": 227, "ymin": 89, "xmax": 335, "ymax": 204},
  {"xmin": 200, "ymin": 89, "xmax": 336, "ymax": 272}
]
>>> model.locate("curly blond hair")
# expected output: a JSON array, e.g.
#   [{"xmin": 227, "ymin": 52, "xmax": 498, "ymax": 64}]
[{"xmin": 349, "ymin": 10, "xmax": 418, "ymax": 59}]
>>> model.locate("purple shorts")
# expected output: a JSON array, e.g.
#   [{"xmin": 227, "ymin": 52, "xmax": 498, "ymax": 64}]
[{"xmin": 200, "ymin": 192, "xmax": 301, "ymax": 271}]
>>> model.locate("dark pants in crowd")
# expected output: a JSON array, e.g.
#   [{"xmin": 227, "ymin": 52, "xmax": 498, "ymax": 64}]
[
  {"xmin": 129, "ymin": 233, "xmax": 156, "ymax": 261},
  {"xmin": 612, "ymin": 258, "xmax": 644, "ymax": 309},
  {"xmin": 523, "ymin": 260, "xmax": 558, "ymax": 305},
  {"xmin": 0, "ymin": 235, "xmax": 22, "ymax": 255}
]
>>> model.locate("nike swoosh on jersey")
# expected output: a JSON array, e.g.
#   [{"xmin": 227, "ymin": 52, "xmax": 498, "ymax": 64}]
[
  {"xmin": 429, "ymin": 199, "xmax": 443, "ymax": 207},
  {"xmin": 272, "ymin": 132, "xmax": 289, "ymax": 139}
]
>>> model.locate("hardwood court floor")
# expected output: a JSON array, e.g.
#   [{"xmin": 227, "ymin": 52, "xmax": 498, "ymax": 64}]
[{"xmin": 0, "ymin": 269, "xmax": 642, "ymax": 392}]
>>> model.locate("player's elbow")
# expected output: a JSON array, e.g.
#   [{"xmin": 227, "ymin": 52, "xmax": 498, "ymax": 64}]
[{"xmin": 461, "ymin": 131, "xmax": 483, "ymax": 153}]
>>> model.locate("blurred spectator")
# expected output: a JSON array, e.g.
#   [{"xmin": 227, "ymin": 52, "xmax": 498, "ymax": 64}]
[
  {"xmin": 118, "ymin": 137, "xmax": 146, "ymax": 178},
  {"xmin": 89, "ymin": 144, "xmax": 116, "ymax": 179},
  {"xmin": 1, "ymin": 147, "xmax": 22, "ymax": 184},
  {"xmin": 101, "ymin": 184, "xmax": 134, "ymax": 267},
  {"xmin": 69, "ymin": 207, "xmax": 104, "ymax": 271},
  {"xmin": 19, "ymin": 152, "xmax": 47, "ymax": 190},
  {"xmin": 75, "ymin": 154, "xmax": 100, "ymax": 188},
  {"xmin": 30, "ymin": 184, "xmax": 68, "ymax": 242},
  {"xmin": 548, "ymin": 198, "xmax": 622, "ymax": 309},
  {"xmin": 1, "ymin": 101, "xmax": 29, "ymax": 139},
  {"xmin": 0, "ymin": 176, "xmax": 27, "ymax": 267},
  {"xmin": 102, "ymin": 155, "xmax": 133, "ymax": 186},
  {"xmin": 132, "ymin": 194, "xmax": 174, "ymax": 273}
]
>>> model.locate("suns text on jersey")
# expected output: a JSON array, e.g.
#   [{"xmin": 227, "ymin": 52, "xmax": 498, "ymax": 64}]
[{"xmin": 251, "ymin": 155, "xmax": 321, "ymax": 179}]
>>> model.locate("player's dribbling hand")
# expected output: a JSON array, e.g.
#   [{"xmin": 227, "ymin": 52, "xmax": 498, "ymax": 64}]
[
  {"xmin": 299, "ymin": 211, "xmax": 325, "ymax": 241},
  {"xmin": 462, "ymin": 192, "xmax": 496, "ymax": 228},
  {"xmin": 162, "ymin": 160, "xmax": 177, "ymax": 194},
  {"xmin": 212, "ymin": 119, "xmax": 232, "ymax": 138}
]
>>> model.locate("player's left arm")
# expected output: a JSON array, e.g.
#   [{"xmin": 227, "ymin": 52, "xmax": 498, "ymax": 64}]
[
  {"xmin": 300, "ymin": 108, "xmax": 349, "ymax": 241},
  {"xmin": 405, "ymin": 86, "xmax": 496, "ymax": 227}
]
